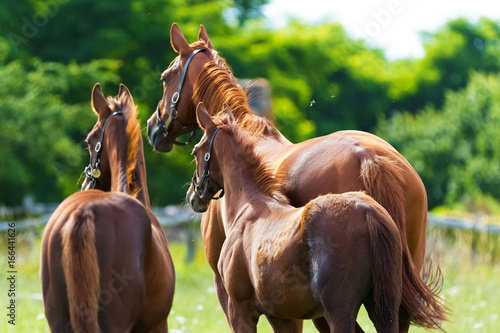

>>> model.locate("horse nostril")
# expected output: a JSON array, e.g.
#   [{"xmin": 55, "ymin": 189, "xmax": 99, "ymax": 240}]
[{"xmin": 148, "ymin": 127, "xmax": 158, "ymax": 146}]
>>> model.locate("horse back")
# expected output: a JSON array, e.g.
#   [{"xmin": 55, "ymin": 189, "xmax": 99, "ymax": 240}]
[{"xmin": 271, "ymin": 130, "xmax": 427, "ymax": 268}]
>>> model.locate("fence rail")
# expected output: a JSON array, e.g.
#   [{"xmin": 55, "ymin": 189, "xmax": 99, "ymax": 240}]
[
  {"xmin": 1, "ymin": 206, "xmax": 500, "ymax": 234},
  {"xmin": 428, "ymin": 213, "xmax": 500, "ymax": 234},
  {"xmin": 0, "ymin": 205, "xmax": 201, "ymax": 232}
]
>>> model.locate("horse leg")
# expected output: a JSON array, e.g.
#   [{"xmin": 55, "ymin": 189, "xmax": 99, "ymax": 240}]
[
  {"xmin": 147, "ymin": 322, "xmax": 169, "ymax": 333},
  {"xmin": 313, "ymin": 317, "xmax": 365, "ymax": 333},
  {"xmin": 322, "ymin": 315, "xmax": 357, "ymax": 333},
  {"xmin": 312, "ymin": 317, "xmax": 330, "ymax": 332},
  {"xmin": 227, "ymin": 299, "xmax": 259, "ymax": 333},
  {"xmin": 363, "ymin": 297, "xmax": 399, "ymax": 333},
  {"xmin": 312, "ymin": 282, "xmax": 360, "ymax": 332},
  {"xmin": 265, "ymin": 315, "xmax": 303, "ymax": 332},
  {"xmin": 214, "ymin": 272, "xmax": 230, "ymax": 318},
  {"xmin": 397, "ymin": 310, "xmax": 410, "ymax": 333},
  {"xmin": 355, "ymin": 322, "xmax": 365, "ymax": 333}
]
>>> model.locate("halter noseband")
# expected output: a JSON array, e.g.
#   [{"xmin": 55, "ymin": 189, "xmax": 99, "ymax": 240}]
[
  {"xmin": 192, "ymin": 128, "xmax": 224, "ymax": 200},
  {"xmin": 84, "ymin": 111, "xmax": 123, "ymax": 189},
  {"xmin": 156, "ymin": 48, "xmax": 205, "ymax": 145}
]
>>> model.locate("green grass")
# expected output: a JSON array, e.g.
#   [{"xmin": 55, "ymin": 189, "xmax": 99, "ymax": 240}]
[{"xmin": 0, "ymin": 225, "xmax": 499, "ymax": 332}]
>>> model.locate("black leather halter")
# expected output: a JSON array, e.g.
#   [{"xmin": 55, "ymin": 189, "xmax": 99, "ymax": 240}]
[
  {"xmin": 192, "ymin": 128, "xmax": 224, "ymax": 200},
  {"xmin": 84, "ymin": 111, "xmax": 123, "ymax": 189},
  {"xmin": 156, "ymin": 48, "xmax": 205, "ymax": 145}
]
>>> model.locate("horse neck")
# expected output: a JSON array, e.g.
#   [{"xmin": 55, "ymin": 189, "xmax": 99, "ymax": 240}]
[
  {"xmin": 217, "ymin": 148, "xmax": 281, "ymax": 230},
  {"xmin": 130, "ymin": 135, "xmax": 151, "ymax": 208},
  {"xmin": 109, "ymin": 126, "xmax": 151, "ymax": 208}
]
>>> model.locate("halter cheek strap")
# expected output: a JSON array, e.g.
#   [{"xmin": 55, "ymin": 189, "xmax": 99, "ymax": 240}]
[
  {"xmin": 84, "ymin": 111, "xmax": 123, "ymax": 189},
  {"xmin": 192, "ymin": 128, "xmax": 224, "ymax": 200},
  {"xmin": 156, "ymin": 48, "xmax": 205, "ymax": 145}
]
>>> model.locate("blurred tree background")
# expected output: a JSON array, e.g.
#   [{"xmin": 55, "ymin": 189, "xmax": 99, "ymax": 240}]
[{"xmin": 1, "ymin": 0, "xmax": 500, "ymax": 212}]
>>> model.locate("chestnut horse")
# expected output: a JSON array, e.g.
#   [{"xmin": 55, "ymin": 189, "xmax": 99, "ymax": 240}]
[
  {"xmin": 147, "ymin": 24, "xmax": 446, "ymax": 331},
  {"xmin": 186, "ymin": 103, "xmax": 446, "ymax": 332},
  {"xmin": 41, "ymin": 84, "xmax": 175, "ymax": 332}
]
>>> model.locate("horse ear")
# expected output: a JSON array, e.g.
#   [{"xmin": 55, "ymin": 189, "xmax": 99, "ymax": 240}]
[
  {"xmin": 171, "ymin": 23, "xmax": 191, "ymax": 56},
  {"xmin": 198, "ymin": 24, "xmax": 213, "ymax": 49},
  {"xmin": 222, "ymin": 103, "xmax": 235, "ymax": 124},
  {"xmin": 91, "ymin": 83, "xmax": 111, "ymax": 118},
  {"xmin": 118, "ymin": 83, "xmax": 133, "ymax": 107},
  {"xmin": 196, "ymin": 102, "xmax": 215, "ymax": 130}
]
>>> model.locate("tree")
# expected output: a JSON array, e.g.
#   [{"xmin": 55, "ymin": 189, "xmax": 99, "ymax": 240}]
[
  {"xmin": 0, "ymin": 37, "xmax": 120, "ymax": 204},
  {"xmin": 388, "ymin": 18, "xmax": 500, "ymax": 114},
  {"xmin": 231, "ymin": 0, "xmax": 269, "ymax": 26},
  {"xmin": 376, "ymin": 72, "xmax": 500, "ymax": 209},
  {"xmin": 214, "ymin": 22, "xmax": 392, "ymax": 139}
]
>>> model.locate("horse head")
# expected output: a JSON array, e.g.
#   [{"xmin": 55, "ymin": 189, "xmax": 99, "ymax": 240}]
[
  {"xmin": 147, "ymin": 23, "xmax": 215, "ymax": 152},
  {"xmin": 186, "ymin": 103, "xmax": 234, "ymax": 212},
  {"xmin": 82, "ymin": 83, "xmax": 140, "ymax": 197}
]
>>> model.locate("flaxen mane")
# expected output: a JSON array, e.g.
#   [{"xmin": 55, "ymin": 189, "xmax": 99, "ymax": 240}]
[
  {"xmin": 213, "ymin": 112, "xmax": 288, "ymax": 204},
  {"xmin": 107, "ymin": 97, "xmax": 141, "ymax": 195}
]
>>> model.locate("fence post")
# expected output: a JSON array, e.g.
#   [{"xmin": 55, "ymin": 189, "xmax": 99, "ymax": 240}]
[{"xmin": 185, "ymin": 226, "xmax": 196, "ymax": 263}]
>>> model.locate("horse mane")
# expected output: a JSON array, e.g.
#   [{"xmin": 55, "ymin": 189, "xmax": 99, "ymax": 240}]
[
  {"xmin": 107, "ymin": 96, "xmax": 141, "ymax": 196},
  {"xmin": 213, "ymin": 112, "xmax": 288, "ymax": 204},
  {"xmin": 192, "ymin": 44, "xmax": 275, "ymax": 140}
]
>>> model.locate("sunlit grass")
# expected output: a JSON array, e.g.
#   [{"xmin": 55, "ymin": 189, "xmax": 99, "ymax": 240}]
[{"xmin": 0, "ymin": 224, "xmax": 498, "ymax": 332}]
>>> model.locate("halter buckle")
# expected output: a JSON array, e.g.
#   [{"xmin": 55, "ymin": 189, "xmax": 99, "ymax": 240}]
[{"xmin": 171, "ymin": 92, "xmax": 180, "ymax": 104}]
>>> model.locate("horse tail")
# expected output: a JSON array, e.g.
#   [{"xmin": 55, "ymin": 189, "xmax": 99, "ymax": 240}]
[
  {"xmin": 364, "ymin": 202, "xmax": 403, "ymax": 327},
  {"xmin": 61, "ymin": 207, "xmax": 100, "ymax": 333},
  {"xmin": 361, "ymin": 155, "xmax": 448, "ymax": 329},
  {"xmin": 399, "ymin": 244, "xmax": 448, "ymax": 329},
  {"xmin": 360, "ymin": 155, "xmax": 407, "ymax": 246}
]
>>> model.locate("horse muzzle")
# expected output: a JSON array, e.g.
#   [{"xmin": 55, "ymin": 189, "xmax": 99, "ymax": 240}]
[
  {"xmin": 186, "ymin": 184, "xmax": 210, "ymax": 213},
  {"xmin": 147, "ymin": 118, "xmax": 174, "ymax": 153}
]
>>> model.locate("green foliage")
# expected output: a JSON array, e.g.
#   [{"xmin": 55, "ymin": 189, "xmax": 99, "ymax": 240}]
[
  {"xmin": 2, "ymin": 0, "xmax": 500, "ymax": 209},
  {"xmin": 215, "ymin": 22, "xmax": 392, "ymax": 137},
  {"xmin": 0, "ymin": 52, "xmax": 120, "ymax": 204},
  {"xmin": 389, "ymin": 18, "xmax": 500, "ymax": 113},
  {"xmin": 230, "ymin": 0, "xmax": 270, "ymax": 26},
  {"xmin": 377, "ymin": 72, "xmax": 500, "ymax": 209}
]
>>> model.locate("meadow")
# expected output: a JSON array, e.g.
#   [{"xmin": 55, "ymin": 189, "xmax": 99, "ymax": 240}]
[{"xmin": 0, "ymin": 222, "xmax": 498, "ymax": 332}]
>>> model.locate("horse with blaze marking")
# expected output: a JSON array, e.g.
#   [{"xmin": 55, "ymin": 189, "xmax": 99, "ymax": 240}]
[{"xmin": 40, "ymin": 84, "xmax": 175, "ymax": 332}]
